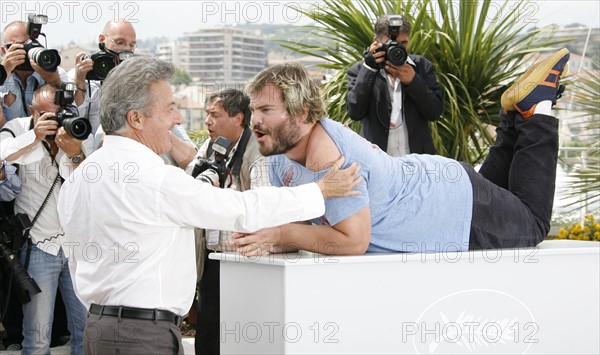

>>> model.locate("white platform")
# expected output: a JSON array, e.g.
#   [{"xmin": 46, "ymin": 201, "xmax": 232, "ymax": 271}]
[{"xmin": 212, "ymin": 240, "xmax": 600, "ymax": 354}]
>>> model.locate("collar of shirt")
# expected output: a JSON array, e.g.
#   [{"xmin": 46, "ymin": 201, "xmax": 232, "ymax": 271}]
[{"xmin": 103, "ymin": 135, "xmax": 166, "ymax": 166}]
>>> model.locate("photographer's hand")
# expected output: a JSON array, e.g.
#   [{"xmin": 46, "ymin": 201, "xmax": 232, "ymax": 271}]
[
  {"xmin": 1, "ymin": 45, "xmax": 26, "ymax": 107},
  {"xmin": 385, "ymin": 62, "xmax": 416, "ymax": 85},
  {"xmin": 73, "ymin": 53, "xmax": 93, "ymax": 106},
  {"xmin": 1, "ymin": 43, "xmax": 26, "ymax": 76},
  {"xmin": 33, "ymin": 112, "xmax": 58, "ymax": 143},
  {"xmin": 32, "ymin": 61, "xmax": 61, "ymax": 86},
  {"xmin": 364, "ymin": 38, "xmax": 385, "ymax": 70},
  {"xmin": 316, "ymin": 156, "xmax": 362, "ymax": 199},
  {"xmin": 55, "ymin": 127, "xmax": 83, "ymax": 158}
]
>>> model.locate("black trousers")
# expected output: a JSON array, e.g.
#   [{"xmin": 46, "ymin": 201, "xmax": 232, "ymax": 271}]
[
  {"xmin": 85, "ymin": 313, "xmax": 183, "ymax": 355},
  {"xmin": 468, "ymin": 112, "xmax": 559, "ymax": 249},
  {"xmin": 195, "ymin": 250, "xmax": 220, "ymax": 355}
]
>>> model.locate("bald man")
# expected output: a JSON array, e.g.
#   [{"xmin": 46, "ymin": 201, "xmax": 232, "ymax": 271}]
[
  {"xmin": 0, "ymin": 21, "xmax": 69, "ymax": 120},
  {"xmin": 71, "ymin": 18, "xmax": 137, "ymax": 136},
  {"xmin": 70, "ymin": 19, "xmax": 196, "ymax": 167}
]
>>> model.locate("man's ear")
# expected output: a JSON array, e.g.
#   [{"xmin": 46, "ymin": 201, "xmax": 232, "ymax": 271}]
[
  {"xmin": 234, "ymin": 112, "xmax": 245, "ymax": 127},
  {"xmin": 300, "ymin": 107, "xmax": 310, "ymax": 123},
  {"xmin": 98, "ymin": 34, "xmax": 106, "ymax": 43},
  {"xmin": 28, "ymin": 104, "xmax": 35, "ymax": 117},
  {"xmin": 126, "ymin": 110, "xmax": 144, "ymax": 130}
]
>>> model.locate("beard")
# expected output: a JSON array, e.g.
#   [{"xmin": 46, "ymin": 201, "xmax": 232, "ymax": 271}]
[{"xmin": 255, "ymin": 118, "xmax": 301, "ymax": 156}]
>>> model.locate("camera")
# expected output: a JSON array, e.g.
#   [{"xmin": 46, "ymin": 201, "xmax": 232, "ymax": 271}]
[
  {"xmin": 376, "ymin": 15, "xmax": 408, "ymax": 68},
  {"xmin": 47, "ymin": 83, "xmax": 92, "ymax": 141},
  {"xmin": 82, "ymin": 43, "xmax": 133, "ymax": 81},
  {"xmin": 191, "ymin": 136, "xmax": 233, "ymax": 188},
  {"xmin": 0, "ymin": 212, "xmax": 41, "ymax": 304},
  {"xmin": 0, "ymin": 64, "xmax": 6, "ymax": 85},
  {"xmin": 7, "ymin": 14, "xmax": 61, "ymax": 73}
]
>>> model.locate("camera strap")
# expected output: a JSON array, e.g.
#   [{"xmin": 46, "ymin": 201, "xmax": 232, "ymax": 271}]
[
  {"xmin": 228, "ymin": 127, "xmax": 252, "ymax": 179},
  {"xmin": 18, "ymin": 79, "xmax": 40, "ymax": 118},
  {"xmin": 22, "ymin": 120, "xmax": 63, "ymax": 269}
]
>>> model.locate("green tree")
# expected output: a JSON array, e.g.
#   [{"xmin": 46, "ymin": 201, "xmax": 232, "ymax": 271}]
[
  {"xmin": 561, "ymin": 57, "xmax": 600, "ymax": 209},
  {"xmin": 172, "ymin": 67, "xmax": 192, "ymax": 86},
  {"xmin": 281, "ymin": 0, "xmax": 567, "ymax": 164}
]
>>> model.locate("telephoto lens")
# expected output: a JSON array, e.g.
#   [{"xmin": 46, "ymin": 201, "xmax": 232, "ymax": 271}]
[
  {"xmin": 387, "ymin": 44, "xmax": 408, "ymax": 67},
  {"xmin": 28, "ymin": 47, "xmax": 61, "ymax": 72},
  {"xmin": 62, "ymin": 116, "xmax": 93, "ymax": 140}
]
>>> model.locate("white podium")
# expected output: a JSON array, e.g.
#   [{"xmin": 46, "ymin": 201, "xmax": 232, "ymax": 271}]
[{"xmin": 211, "ymin": 240, "xmax": 600, "ymax": 354}]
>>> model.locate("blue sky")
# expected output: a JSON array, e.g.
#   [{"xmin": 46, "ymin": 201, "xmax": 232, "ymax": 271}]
[{"xmin": 1, "ymin": 1, "xmax": 599, "ymax": 47}]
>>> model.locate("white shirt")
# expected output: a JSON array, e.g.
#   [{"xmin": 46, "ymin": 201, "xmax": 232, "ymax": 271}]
[
  {"xmin": 58, "ymin": 135, "xmax": 325, "ymax": 315},
  {"xmin": 0, "ymin": 116, "xmax": 93, "ymax": 254},
  {"xmin": 362, "ymin": 57, "xmax": 416, "ymax": 157},
  {"xmin": 386, "ymin": 74, "xmax": 411, "ymax": 157}
]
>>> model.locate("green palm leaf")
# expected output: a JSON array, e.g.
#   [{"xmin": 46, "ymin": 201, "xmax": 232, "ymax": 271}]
[{"xmin": 280, "ymin": 0, "xmax": 568, "ymax": 164}]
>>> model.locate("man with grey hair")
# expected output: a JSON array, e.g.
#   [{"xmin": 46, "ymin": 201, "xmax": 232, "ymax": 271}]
[
  {"xmin": 70, "ymin": 19, "xmax": 196, "ymax": 167},
  {"xmin": 347, "ymin": 14, "xmax": 443, "ymax": 156},
  {"xmin": 57, "ymin": 57, "xmax": 361, "ymax": 354}
]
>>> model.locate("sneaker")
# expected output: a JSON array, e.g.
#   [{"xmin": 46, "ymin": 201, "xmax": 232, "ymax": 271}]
[{"xmin": 501, "ymin": 48, "xmax": 570, "ymax": 118}]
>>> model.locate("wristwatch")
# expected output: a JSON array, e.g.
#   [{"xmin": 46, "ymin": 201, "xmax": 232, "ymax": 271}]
[{"xmin": 70, "ymin": 153, "xmax": 83, "ymax": 164}]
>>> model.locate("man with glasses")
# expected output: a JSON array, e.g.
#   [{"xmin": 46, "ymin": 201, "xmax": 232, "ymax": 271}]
[
  {"xmin": 70, "ymin": 18, "xmax": 136, "ymax": 138},
  {"xmin": 0, "ymin": 21, "xmax": 69, "ymax": 121},
  {"xmin": 71, "ymin": 19, "xmax": 196, "ymax": 167}
]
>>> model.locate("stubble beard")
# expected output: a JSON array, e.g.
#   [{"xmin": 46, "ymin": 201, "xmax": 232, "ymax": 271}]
[{"xmin": 257, "ymin": 119, "xmax": 301, "ymax": 156}]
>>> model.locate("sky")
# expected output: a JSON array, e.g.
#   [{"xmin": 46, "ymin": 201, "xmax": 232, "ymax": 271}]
[{"xmin": 0, "ymin": 0, "xmax": 599, "ymax": 47}]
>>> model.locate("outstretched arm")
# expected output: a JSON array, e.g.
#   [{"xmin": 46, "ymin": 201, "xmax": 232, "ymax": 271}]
[{"xmin": 230, "ymin": 206, "xmax": 371, "ymax": 256}]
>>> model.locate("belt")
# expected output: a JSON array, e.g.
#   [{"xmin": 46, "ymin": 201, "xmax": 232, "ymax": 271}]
[{"xmin": 89, "ymin": 304, "xmax": 182, "ymax": 327}]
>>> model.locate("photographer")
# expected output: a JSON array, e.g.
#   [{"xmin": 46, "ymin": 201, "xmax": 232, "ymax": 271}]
[
  {"xmin": 71, "ymin": 19, "xmax": 197, "ymax": 168},
  {"xmin": 0, "ymin": 83, "xmax": 90, "ymax": 354},
  {"xmin": 186, "ymin": 89, "xmax": 269, "ymax": 355},
  {"xmin": 0, "ymin": 19, "xmax": 69, "ymax": 121},
  {"xmin": 347, "ymin": 14, "xmax": 443, "ymax": 156},
  {"xmin": 70, "ymin": 18, "xmax": 136, "ymax": 139}
]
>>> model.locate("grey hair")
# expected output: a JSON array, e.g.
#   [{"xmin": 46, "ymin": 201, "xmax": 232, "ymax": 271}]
[
  {"xmin": 245, "ymin": 63, "xmax": 326, "ymax": 124},
  {"xmin": 100, "ymin": 56, "xmax": 175, "ymax": 134},
  {"xmin": 374, "ymin": 14, "xmax": 411, "ymax": 39}
]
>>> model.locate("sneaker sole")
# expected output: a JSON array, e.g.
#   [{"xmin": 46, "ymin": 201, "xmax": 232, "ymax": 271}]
[{"xmin": 501, "ymin": 48, "xmax": 570, "ymax": 111}]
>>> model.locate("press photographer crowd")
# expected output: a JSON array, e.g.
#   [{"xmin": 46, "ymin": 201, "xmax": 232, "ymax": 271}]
[
  {"xmin": 0, "ymin": 14, "xmax": 359, "ymax": 355},
  {"xmin": 0, "ymin": 8, "xmax": 575, "ymax": 355}
]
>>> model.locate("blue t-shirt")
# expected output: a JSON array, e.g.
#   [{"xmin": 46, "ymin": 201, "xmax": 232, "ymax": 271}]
[{"xmin": 268, "ymin": 119, "xmax": 473, "ymax": 253}]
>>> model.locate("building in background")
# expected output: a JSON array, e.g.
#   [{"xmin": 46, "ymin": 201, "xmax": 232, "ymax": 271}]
[{"xmin": 179, "ymin": 27, "xmax": 266, "ymax": 83}]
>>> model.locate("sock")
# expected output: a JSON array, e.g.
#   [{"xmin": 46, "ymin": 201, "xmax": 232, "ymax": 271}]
[{"xmin": 533, "ymin": 100, "xmax": 552, "ymax": 116}]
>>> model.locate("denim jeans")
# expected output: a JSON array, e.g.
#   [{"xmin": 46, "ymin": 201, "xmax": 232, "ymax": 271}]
[
  {"xmin": 468, "ymin": 112, "xmax": 559, "ymax": 249},
  {"xmin": 20, "ymin": 243, "xmax": 87, "ymax": 355}
]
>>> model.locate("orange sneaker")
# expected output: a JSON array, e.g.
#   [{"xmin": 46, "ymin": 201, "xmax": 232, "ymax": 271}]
[{"xmin": 501, "ymin": 48, "xmax": 570, "ymax": 118}]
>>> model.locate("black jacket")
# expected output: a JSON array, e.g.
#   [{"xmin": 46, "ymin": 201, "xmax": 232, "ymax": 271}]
[{"xmin": 347, "ymin": 55, "xmax": 443, "ymax": 154}]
